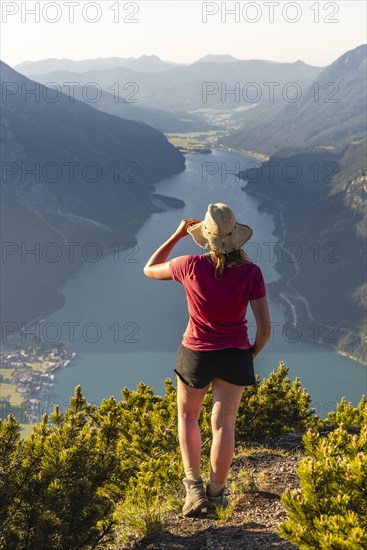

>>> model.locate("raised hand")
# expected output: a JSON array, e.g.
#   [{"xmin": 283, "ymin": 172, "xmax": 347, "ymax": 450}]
[{"xmin": 174, "ymin": 218, "xmax": 201, "ymax": 238}]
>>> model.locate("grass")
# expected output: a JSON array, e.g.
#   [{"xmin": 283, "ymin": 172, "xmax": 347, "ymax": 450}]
[
  {"xmin": 234, "ymin": 443, "xmax": 303, "ymax": 460},
  {"xmin": 25, "ymin": 361, "xmax": 53, "ymax": 371},
  {"xmin": 118, "ymin": 503, "xmax": 165, "ymax": 542},
  {"xmin": 165, "ymin": 131, "xmax": 218, "ymax": 152},
  {"xmin": 113, "ymin": 490, "xmax": 176, "ymax": 545},
  {"xmin": 228, "ymin": 444, "xmax": 304, "ymax": 497},
  {"xmin": 0, "ymin": 383, "xmax": 23, "ymax": 406},
  {"xmin": 215, "ymin": 494, "xmax": 241, "ymax": 523},
  {"xmin": 0, "ymin": 368, "xmax": 14, "ymax": 380},
  {"xmin": 165, "ymin": 129, "xmax": 270, "ymax": 160},
  {"xmin": 256, "ymin": 468, "xmax": 273, "ymax": 491},
  {"xmin": 230, "ymin": 470, "xmax": 258, "ymax": 495}
]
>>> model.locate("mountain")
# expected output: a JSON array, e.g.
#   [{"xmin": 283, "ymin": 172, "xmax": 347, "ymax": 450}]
[
  {"xmin": 331, "ymin": 138, "xmax": 367, "ymax": 238},
  {"xmin": 239, "ymin": 139, "xmax": 367, "ymax": 364},
  {"xmin": 222, "ymin": 44, "xmax": 367, "ymax": 155},
  {"xmin": 194, "ymin": 54, "xmax": 241, "ymax": 63},
  {"xmin": 121, "ymin": 54, "xmax": 184, "ymax": 73},
  {"xmin": 24, "ymin": 59, "xmax": 322, "ymax": 112},
  {"xmin": 193, "ymin": 54, "xmax": 289, "ymax": 65},
  {"xmin": 230, "ymin": 44, "xmax": 367, "ymax": 363},
  {"xmin": 0, "ymin": 61, "xmax": 185, "ymax": 329},
  {"xmin": 52, "ymin": 83, "xmax": 218, "ymax": 133},
  {"xmin": 14, "ymin": 55, "xmax": 182, "ymax": 76}
]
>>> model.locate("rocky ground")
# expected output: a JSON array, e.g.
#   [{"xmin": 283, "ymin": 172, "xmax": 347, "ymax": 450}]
[{"xmin": 123, "ymin": 435, "xmax": 304, "ymax": 550}]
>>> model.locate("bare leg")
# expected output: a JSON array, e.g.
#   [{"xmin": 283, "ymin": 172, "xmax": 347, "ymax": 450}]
[
  {"xmin": 176, "ymin": 375, "xmax": 210, "ymax": 470},
  {"xmin": 210, "ymin": 378, "xmax": 245, "ymax": 483}
]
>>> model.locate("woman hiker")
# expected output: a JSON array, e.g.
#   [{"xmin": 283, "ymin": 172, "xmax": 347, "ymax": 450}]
[{"xmin": 143, "ymin": 202, "xmax": 271, "ymax": 516}]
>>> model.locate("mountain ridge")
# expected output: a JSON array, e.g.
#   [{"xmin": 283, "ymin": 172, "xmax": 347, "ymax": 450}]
[
  {"xmin": 239, "ymin": 139, "xmax": 367, "ymax": 364},
  {"xmin": 19, "ymin": 58, "xmax": 323, "ymax": 112},
  {"xmin": 222, "ymin": 43, "xmax": 367, "ymax": 155},
  {"xmin": 0, "ymin": 60, "xmax": 186, "ymax": 331}
]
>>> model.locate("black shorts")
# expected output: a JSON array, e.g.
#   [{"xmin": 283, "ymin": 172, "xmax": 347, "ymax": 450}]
[{"xmin": 174, "ymin": 343, "xmax": 255, "ymax": 389}]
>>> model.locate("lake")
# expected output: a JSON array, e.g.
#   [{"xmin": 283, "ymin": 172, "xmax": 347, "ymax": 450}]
[{"xmin": 39, "ymin": 150, "xmax": 366, "ymax": 419}]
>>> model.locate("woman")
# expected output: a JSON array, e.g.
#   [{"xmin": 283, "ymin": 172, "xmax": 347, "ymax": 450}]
[{"xmin": 143, "ymin": 203, "xmax": 271, "ymax": 516}]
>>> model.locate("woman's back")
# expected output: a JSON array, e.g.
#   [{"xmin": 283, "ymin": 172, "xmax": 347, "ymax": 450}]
[{"xmin": 169, "ymin": 254, "xmax": 266, "ymax": 351}]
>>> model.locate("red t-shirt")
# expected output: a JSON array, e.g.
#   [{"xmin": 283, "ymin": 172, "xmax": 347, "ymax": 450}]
[{"xmin": 169, "ymin": 254, "xmax": 266, "ymax": 351}]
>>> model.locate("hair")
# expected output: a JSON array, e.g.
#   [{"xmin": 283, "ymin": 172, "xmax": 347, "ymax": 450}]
[{"xmin": 209, "ymin": 248, "xmax": 253, "ymax": 280}]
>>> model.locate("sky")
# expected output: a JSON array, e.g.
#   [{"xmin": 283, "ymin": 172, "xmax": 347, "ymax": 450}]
[{"xmin": 1, "ymin": 1, "xmax": 366, "ymax": 68}]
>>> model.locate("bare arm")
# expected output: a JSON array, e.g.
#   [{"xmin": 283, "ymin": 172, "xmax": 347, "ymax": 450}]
[
  {"xmin": 143, "ymin": 219, "xmax": 200, "ymax": 279},
  {"xmin": 249, "ymin": 296, "xmax": 271, "ymax": 359},
  {"xmin": 143, "ymin": 233, "xmax": 182, "ymax": 279}
]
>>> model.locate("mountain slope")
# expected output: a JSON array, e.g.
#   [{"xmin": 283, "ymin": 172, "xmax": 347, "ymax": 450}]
[
  {"xmin": 53, "ymin": 83, "xmax": 217, "ymax": 133},
  {"xmin": 14, "ymin": 55, "xmax": 182, "ymax": 75},
  {"xmin": 240, "ymin": 140, "xmax": 367, "ymax": 363},
  {"xmin": 0, "ymin": 61, "xmax": 185, "ymax": 329},
  {"xmin": 194, "ymin": 54, "xmax": 241, "ymax": 63},
  {"xmin": 23, "ymin": 59, "xmax": 322, "ymax": 112},
  {"xmin": 223, "ymin": 44, "xmax": 367, "ymax": 155}
]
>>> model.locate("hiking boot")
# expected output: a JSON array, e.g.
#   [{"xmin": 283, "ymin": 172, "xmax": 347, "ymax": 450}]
[
  {"xmin": 182, "ymin": 477, "xmax": 209, "ymax": 516},
  {"xmin": 206, "ymin": 483, "xmax": 228, "ymax": 512}
]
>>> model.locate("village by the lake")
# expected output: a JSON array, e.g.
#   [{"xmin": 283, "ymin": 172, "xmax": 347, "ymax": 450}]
[{"xmin": 0, "ymin": 341, "xmax": 76, "ymax": 425}]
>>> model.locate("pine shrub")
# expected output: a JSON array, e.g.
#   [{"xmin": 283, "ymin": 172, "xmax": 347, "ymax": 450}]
[
  {"xmin": 0, "ymin": 363, "xmax": 321, "ymax": 547},
  {"xmin": 321, "ymin": 395, "xmax": 367, "ymax": 430},
  {"xmin": 235, "ymin": 361, "xmax": 315, "ymax": 440},
  {"xmin": 0, "ymin": 387, "xmax": 122, "ymax": 549},
  {"xmin": 278, "ymin": 423, "xmax": 367, "ymax": 549}
]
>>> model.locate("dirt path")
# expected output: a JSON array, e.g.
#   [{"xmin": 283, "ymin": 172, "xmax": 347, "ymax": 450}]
[{"xmin": 127, "ymin": 439, "xmax": 303, "ymax": 549}]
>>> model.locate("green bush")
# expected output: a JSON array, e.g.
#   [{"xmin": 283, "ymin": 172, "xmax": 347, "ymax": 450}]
[
  {"xmin": 116, "ymin": 379, "xmax": 182, "ymax": 485},
  {"xmin": 0, "ymin": 381, "xmax": 186, "ymax": 548},
  {"xmin": 321, "ymin": 395, "xmax": 367, "ymax": 430},
  {"xmin": 235, "ymin": 361, "xmax": 315, "ymax": 440},
  {"xmin": 278, "ymin": 424, "xmax": 367, "ymax": 549},
  {"xmin": 0, "ymin": 387, "xmax": 123, "ymax": 549},
  {"xmin": 0, "ymin": 364, "xmax": 318, "ymax": 547}
]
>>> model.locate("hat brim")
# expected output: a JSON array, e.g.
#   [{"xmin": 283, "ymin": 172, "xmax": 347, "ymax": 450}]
[{"xmin": 187, "ymin": 221, "xmax": 253, "ymax": 253}]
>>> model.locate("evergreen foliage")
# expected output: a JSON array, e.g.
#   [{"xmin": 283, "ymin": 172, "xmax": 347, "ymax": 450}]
[
  {"xmin": 278, "ymin": 424, "xmax": 367, "ymax": 549},
  {"xmin": 322, "ymin": 395, "xmax": 367, "ymax": 430},
  {"xmin": 235, "ymin": 361, "xmax": 314, "ymax": 439},
  {"xmin": 0, "ymin": 363, "xmax": 365, "ymax": 547},
  {"xmin": 0, "ymin": 387, "xmax": 122, "ymax": 549}
]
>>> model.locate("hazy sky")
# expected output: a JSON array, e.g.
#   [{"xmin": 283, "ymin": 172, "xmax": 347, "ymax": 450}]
[{"xmin": 1, "ymin": 1, "xmax": 366, "ymax": 68}]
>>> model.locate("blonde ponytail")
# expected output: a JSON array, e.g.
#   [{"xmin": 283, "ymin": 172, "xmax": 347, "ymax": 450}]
[{"xmin": 209, "ymin": 249, "xmax": 253, "ymax": 280}]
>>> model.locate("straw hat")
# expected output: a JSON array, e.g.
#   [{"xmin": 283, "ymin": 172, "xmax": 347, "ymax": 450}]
[{"xmin": 187, "ymin": 203, "xmax": 253, "ymax": 253}]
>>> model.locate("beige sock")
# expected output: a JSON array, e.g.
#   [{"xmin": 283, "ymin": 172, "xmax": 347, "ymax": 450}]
[
  {"xmin": 185, "ymin": 467, "xmax": 201, "ymax": 481},
  {"xmin": 209, "ymin": 481, "xmax": 226, "ymax": 495}
]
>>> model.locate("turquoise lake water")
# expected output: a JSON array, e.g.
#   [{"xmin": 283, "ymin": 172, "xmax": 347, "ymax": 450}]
[{"xmin": 38, "ymin": 150, "xmax": 366, "ymax": 418}]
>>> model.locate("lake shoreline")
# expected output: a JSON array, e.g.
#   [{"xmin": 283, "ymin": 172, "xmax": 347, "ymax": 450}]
[
  {"xmin": 10, "ymin": 147, "xmax": 365, "ymax": 369},
  {"xmin": 215, "ymin": 144, "xmax": 270, "ymax": 162},
  {"xmin": 14, "ymin": 149, "xmax": 365, "ymax": 420},
  {"xmin": 0, "ymin": 343, "xmax": 77, "ymax": 423},
  {"xmin": 6, "ymin": 192, "xmax": 185, "ymax": 346},
  {"xmin": 240, "ymin": 183, "xmax": 366, "ymax": 367}
]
